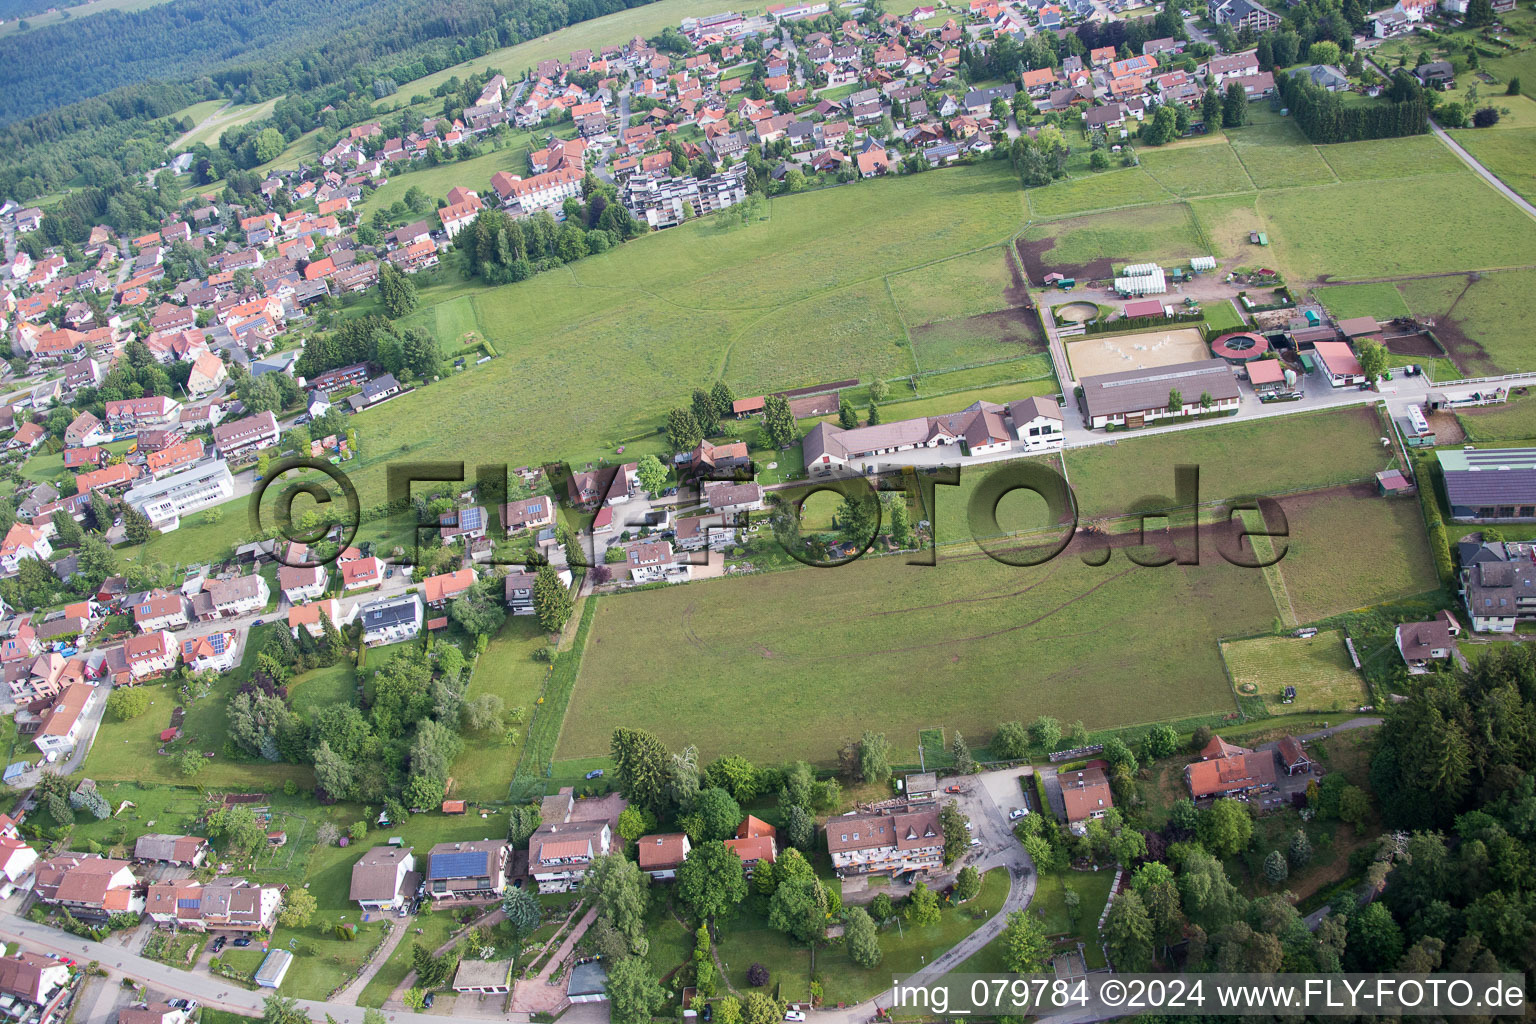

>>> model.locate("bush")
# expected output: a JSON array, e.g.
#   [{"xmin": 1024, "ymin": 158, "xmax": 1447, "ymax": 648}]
[
  {"xmin": 747, "ymin": 962, "xmax": 769, "ymax": 986},
  {"xmin": 107, "ymin": 688, "xmax": 152, "ymax": 722}
]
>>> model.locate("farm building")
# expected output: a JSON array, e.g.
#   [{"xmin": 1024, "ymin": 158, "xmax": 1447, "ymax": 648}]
[
  {"xmin": 1078, "ymin": 359, "xmax": 1240, "ymax": 430},
  {"xmin": 1246, "ymin": 358, "xmax": 1295, "ymax": 398},
  {"xmin": 1335, "ymin": 316, "xmax": 1379, "ymax": 337},
  {"xmin": 1437, "ymin": 449, "xmax": 1536, "ymax": 522},
  {"xmin": 1311, "ymin": 341, "xmax": 1365, "ymax": 387},
  {"xmin": 1122, "ymin": 299, "xmax": 1167, "ymax": 318}
]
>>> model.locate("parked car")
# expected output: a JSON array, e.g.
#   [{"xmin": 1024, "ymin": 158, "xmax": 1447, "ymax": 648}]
[
  {"xmin": 233, "ymin": 938, "xmax": 252, "ymax": 947},
  {"xmin": 785, "ymin": 1013, "xmax": 807, "ymax": 1022},
  {"xmin": 1009, "ymin": 807, "xmax": 1028, "ymax": 820},
  {"xmin": 970, "ymin": 837, "xmax": 982, "ymax": 847},
  {"xmin": 211, "ymin": 937, "xmax": 227, "ymax": 953},
  {"xmin": 252, "ymin": 619, "xmax": 263, "ymax": 627},
  {"xmin": 964, "ymin": 821, "xmax": 973, "ymax": 831},
  {"xmin": 423, "ymin": 993, "xmax": 435, "ymax": 1009},
  {"xmin": 944, "ymin": 784, "xmax": 962, "ymax": 793},
  {"xmin": 585, "ymin": 769, "xmax": 604, "ymax": 779}
]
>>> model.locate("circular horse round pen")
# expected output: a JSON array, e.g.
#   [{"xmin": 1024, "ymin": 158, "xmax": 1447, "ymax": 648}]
[
  {"xmin": 1056, "ymin": 301, "xmax": 1100, "ymax": 323},
  {"xmin": 1210, "ymin": 331, "xmax": 1272, "ymax": 363}
]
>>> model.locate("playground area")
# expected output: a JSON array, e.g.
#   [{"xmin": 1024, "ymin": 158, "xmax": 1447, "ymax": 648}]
[{"xmin": 1066, "ymin": 327, "xmax": 1210, "ymax": 378}]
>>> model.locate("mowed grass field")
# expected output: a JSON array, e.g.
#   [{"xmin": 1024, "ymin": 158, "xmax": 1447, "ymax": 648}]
[
  {"xmin": 1220, "ymin": 631, "xmax": 1367, "ymax": 715},
  {"xmin": 559, "ymin": 535, "xmax": 1272, "ymax": 764},
  {"xmin": 1138, "ymin": 139, "xmax": 1257, "ymax": 196},
  {"xmin": 887, "ymin": 244, "xmax": 1019, "ymax": 326},
  {"xmin": 1062, "ymin": 406, "xmax": 1392, "ymax": 519},
  {"xmin": 339, "ymin": 161, "xmax": 1027, "ymax": 502},
  {"xmin": 1021, "ymin": 201, "xmax": 1208, "ymax": 271}
]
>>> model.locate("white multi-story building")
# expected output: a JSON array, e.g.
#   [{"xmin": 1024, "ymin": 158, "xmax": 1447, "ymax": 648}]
[
  {"xmin": 490, "ymin": 167, "xmax": 584, "ymax": 214},
  {"xmin": 124, "ymin": 461, "xmax": 235, "ymax": 531}
]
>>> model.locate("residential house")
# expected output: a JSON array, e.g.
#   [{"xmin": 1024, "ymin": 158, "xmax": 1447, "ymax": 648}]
[
  {"xmin": 0, "ymin": 837, "xmax": 38, "ymax": 895},
  {"xmin": 437, "ymin": 505, "xmax": 487, "ymax": 545},
  {"xmin": 350, "ymin": 846, "xmax": 418, "ymax": 911},
  {"xmin": 124, "ymin": 630, "xmax": 178, "ymax": 680},
  {"xmin": 193, "ymin": 573, "xmax": 269, "ymax": 620},
  {"xmin": 358, "ymin": 594, "xmax": 423, "ymax": 646},
  {"xmin": 625, "ymin": 540, "xmax": 688, "ymax": 583},
  {"xmin": 1395, "ymin": 609, "xmax": 1460, "ymax": 673},
  {"xmin": 105, "ymin": 396, "xmax": 180, "ymax": 432},
  {"xmin": 500, "ymin": 496, "xmax": 556, "ymax": 534},
  {"xmin": 704, "ymin": 481, "xmax": 765, "ymax": 516},
  {"xmin": 826, "ymin": 805, "xmax": 943, "ymax": 877},
  {"xmin": 1456, "ymin": 538, "xmax": 1536, "ymax": 631},
  {"xmin": 1210, "ymin": 0, "xmax": 1281, "ymax": 31},
  {"xmin": 1009, "ymin": 396, "xmax": 1065, "ymax": 451},
  {"xmin": 146, "ymin": 439, "xmax": 205, "ymax": 479},
  {"xmin": 288, "ymin": 599, "xmax": 343, "ymax": 639},
  {"xmin": 119, "ymin": 1003, "xmax": 191, "ymax": 1024},
  {"xmin": 425, "ymin": 840, "xmax": 509, "ymax": 901},
  {"xmin": 340, "ymin": 556, "xmax": 383, "ymax": 592},
  {"xmin": 1205, "ymin": 51, "xmax": 1260, "ymax": 85},
  {"xmin": 181, "ymin": 628, "xmax": 240, "ymax": 673},
  {"xmin": 211, "ymin": 410, "xmax": 279, "ymax": 462},
  {"xmin": 725, "ymin": 816, "xmax": 777, "ymax": 876},
  {"xmin": 0, "ymin": 523, "xmax": 51, "ymax": 574},
  {"xmin": 186, "ymin": 353, "xmax": 227, "ymax": 397},
  {"xmin": 1415, "ymin": 61, "xmax": 1455, "ymax": 88},
  {"xmin": 64, "ymin": 411, "xmax": 108, "ymax": 448},
  {"xmin": 33, "ymin": 853, "xmax": 141, "ymax": 919},
  {"xmin": 33, "ymin": 682, "xmax": 99, "ymax": 755},
  {"xmin": 422, "ymin": 568, "xmax": 476, "ymax": 607},
  {"xmin": 0, "ymin": 952, "xmax": 71, "ymax": 1024},
  {"xmin": 529, "ymin": 822, "xmax": 611, "ymax": 893},
  {"xmin": 145, "ymin": 878, "xmax": 283, "ymax": 932},
  {"xmin": 132, "ymin": 591, "xmax": 189, "ymax": 632},
  {"xmin": 1060, "ymin": 766, "xmax": 1113, "ymax": 833},
  {"xmin": 1185, "ymin": 740, "xmax": 1278, "ymax": 799},
  {"xmin": 278, "ymin": 564, "xmax": 328, "ymax": 603},
  {"xmin": 133, "ymin": 834, "xmax": 210, "ymax": 867},
  {"xmin": 637, "ymin": 833, "xmax": 691, "ymax": 880},
  {"xmin": 1276, "ymin": 736, "xmax": 1312, "ymax": 776}
]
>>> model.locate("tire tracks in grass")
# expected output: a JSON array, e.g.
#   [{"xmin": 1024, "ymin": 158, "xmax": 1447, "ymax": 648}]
[{"xmin": 1237, "ymin": 506, "xmax": 1298, "ymax": 627}]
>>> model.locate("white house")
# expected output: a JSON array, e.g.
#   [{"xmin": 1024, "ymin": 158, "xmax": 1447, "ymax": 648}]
[
  {"xmin": 278, "ymin": 564, "xmax": 327, "ymax": 603},
  {"xmin": 181, "ymin": 628, "xmax": 239, "ymax": 673},
  {"xmin": 124, "ymin": 461, "xmax": 235, "ymax": 531},
  {"xmin": 1009, "ymin": 396, "xmax": 1066, "ymax": 451},
  {"xmin": 625, "ymin": 541, "xmax": 689, "ymax": 583},
  {"xmin": 34, "ymin": 683, "xmax": 99, "ymax": 754},
  {"xmin": 124, "ymin": 630, "xmax": 178, "ymax": 679},
  {"xmin": 0, "ymin": 523, "xmax": 51, "ymax": 575},
  {"xmin": 350, "ymin": 846, "xmax": 417, "ymax": 912},
  {"xmin": 358, "ymin": 594, "xmax": 423, "ymax": 646}
]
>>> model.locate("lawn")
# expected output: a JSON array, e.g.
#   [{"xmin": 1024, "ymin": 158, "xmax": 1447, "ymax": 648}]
[
  {"xmin": 1138, "ymin": 142, "xmax": 1256, "ymax": 197},
  {"xmin": 1062, "ymin": 405, "xmax": 1391, "ymax": 519},
  {"xmin": 1398, "ymin": 268, "xmax": 1535, "ymax": 376},
  {"xmin": 21, "ymin": 439, "xmax": 135, "ymax": 487},
  {"xmin": 1266, "ymin": 484, "xmax": 1440, "ymax": 624},
  {"xmin": 959, "ymin": 868, "xmax": 1115, "ymax": 973},
  {"xmin": 1252, "ymin": 172, "xmax": 1536, "ymax": 281},
  {"xmin": 1219, "ymin": 631, "xmax": 1367, "ymax": 715},
  {"xmin": 1314, "ymin": 282, "xmax": 1411, "ymax": 320},
  {"xmin": 1200, "ymin": 298, "xmax": 1246, "ymax": 332},
  {"xmin": 175, "ymin": 97, "xmax": 282, "ymax": 150},
  {"xmin": 448, "ymin": 615, "xmax": 553, "ymax": 803},
  {"xmin": 1317, "ymin": 133, "xmax": 1463, "ymax": 182},
  {"xmin": 82, "ymin": 624, "xmax": 317, "ymax": 790},
  {"xmin": 116, "ymin": 493, "xmax": 257, "ymax": 570},
  {"xmin": 712, "ymin": 869, "xmax": 1010, "ymax": 1003},
  {"xmin": 288, "ymin": 662, "xmax": 359, "ymax": 719}
]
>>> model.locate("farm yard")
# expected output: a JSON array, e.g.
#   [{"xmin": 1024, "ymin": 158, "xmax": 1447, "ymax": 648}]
[{"xmin": 1220, "ymin": 631, "xmax": 1367, "ymax": 715}]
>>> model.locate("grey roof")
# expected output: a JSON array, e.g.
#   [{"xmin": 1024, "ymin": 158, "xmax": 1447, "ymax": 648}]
[
  {"xmin": 362, "ymin": 374, "xmax": 399, "ymax": 401},
  {"xmin": 358, "ymin": 594, "xmax": 421, "ymax": 632},
  {"xmin": 350, "ymin": 846, "xmax": 414, "ymax": 901},
  {"xmin": 1079, "ymin": 359, "xmax": 1240, "ymax": 419},
  {"xmin": 964, "ymin": 84, "xmax": 1017, "ymax": 107},
  {"xmin": 1443, "ymin": 469, "xmax": 1536, "ymax": 507}
]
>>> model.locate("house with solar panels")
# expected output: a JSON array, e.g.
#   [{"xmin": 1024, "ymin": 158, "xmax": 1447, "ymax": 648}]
[
  {"xmin": 1437, "ymin": 448, "xmax": 1536, "ymax": 522},
  {"xmin": 439, "ymin": 505, "xmax": 489, "ymax": 545},
  {"xmin": 424, "ymin": 840, "xmax": 509, "ymax": 903},
  {"xmin": 181, "ymin": 628, "xmax": 239, "ymax": 673}
]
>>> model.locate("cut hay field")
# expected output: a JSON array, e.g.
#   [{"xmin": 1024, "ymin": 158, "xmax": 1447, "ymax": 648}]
[
  {"xmin": 1397, "ymin": 268, "xmax": 1535, "ymax": 376},
  {"xmin": 339, "ymin": 161, "xmax": 1026, "ymax": 501},
  {"xmin": 1027, "ymin": 167, "xmax": 1173, "ymax": 217},
  {"xmin": 559, "ymin": 530, "xmax": 1271, "ymax": 763},
  {"xmin": 887, "ymin": 244, "xmax": 1021, "ymax": 326},
  {"xmin": 1221, "ymin": 631, "xmax": 1367, "ymax": 715},
  {"xmin": 1062, "ymin": 405, "xmax": 1392, "ymax": 519},
  {"xmin": 1319, "ymin": 133, "xmax": 1464, "ymax": 181},
  {"xmin": 1266, "ymin": 483, "xmax": 1440, "ymax": 623}
]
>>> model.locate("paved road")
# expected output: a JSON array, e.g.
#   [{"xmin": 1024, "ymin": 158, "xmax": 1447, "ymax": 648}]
[{"xmin": 0, "ymin": 912, "xmax": 453, "ymax": 1024}]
